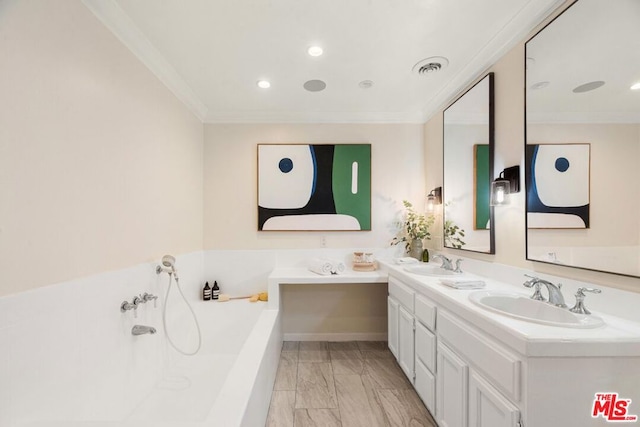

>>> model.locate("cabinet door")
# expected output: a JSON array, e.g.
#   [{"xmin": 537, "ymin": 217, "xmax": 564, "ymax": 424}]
[
  {"xmin": 398, "ymin": 305, "xmax": 415, "ymax": 382},
  {"xmin": 415, "ymin": 359, "xmax": 436, "ymax": 415},
  {"xmin": 468, "ymin": 371, "xmax": 520, "ymax": 427},
  {"xmin": 416, "ymin": 321, "xmax": 436, "ymax": 373},
  {"xmin": 388, "ymin": 296, "xmax": 399, "ymax": 359},
  {"xmin": 437, "ymin": 343, "xmax": 468, "ymax": 427}
]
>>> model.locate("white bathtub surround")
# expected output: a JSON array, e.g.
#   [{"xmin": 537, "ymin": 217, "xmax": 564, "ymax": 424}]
[{"xmin": 0, "ymin": 252, "xmax": 210, "ymax": 426}]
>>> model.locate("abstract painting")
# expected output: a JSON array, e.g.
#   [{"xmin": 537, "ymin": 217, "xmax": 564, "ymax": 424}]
[
  {"xmin": 526, "ymin": 143, "xmax": 590, "ymax": 229},
  {"xmin": 474, "ymin": 144, "xmax": 490, "ymax": 230},
  {"xmin": 257, "ymin": 144, "xmax": 371, "ymax": 231}
]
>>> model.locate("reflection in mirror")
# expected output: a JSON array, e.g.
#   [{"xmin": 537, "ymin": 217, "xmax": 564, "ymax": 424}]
[
  {"xmin": 443, "ymin": 73, "xmax": 494, "ymax": 254},
  {"xmin": 525, "ymin": 0, "xmax": 640, "ymax": 277}
]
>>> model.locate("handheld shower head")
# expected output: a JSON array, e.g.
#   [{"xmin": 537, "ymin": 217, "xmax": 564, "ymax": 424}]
[
  {"xmin": 156, "ymin": 254, "xmax": 178, "ymax": 277},
  {"xmin": 162, "ymin": 255, "xmax": 176, "ymax": 269}
]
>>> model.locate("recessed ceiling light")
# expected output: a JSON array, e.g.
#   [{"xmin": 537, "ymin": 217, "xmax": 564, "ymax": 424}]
[
  {"xmin": 307, "ymin": 46, "xmax": 323, "ymax": 57},
  {"xmin": 572, "ymin": 81, "xmax": 605, "ymax": 93},
  {"xmin": 303, "ymin": 80, "xmax": 326, "ymax": 92},
  {"xmin": 359, "ymin": 80, "xmax": 374, "ymax": 89},
  {"xmin": 530, "ymin": 81, "xmax": 550, "ymax": 91},
  {"xmin": 631, "ymin": 82, "xmax": 640, "ymax": 90},
  {"xmin": 257, "ymin": 80, "xmax": 271, "ymax": 89}
]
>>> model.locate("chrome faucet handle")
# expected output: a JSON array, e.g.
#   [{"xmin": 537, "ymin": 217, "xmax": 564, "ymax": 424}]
[
  {"xmin": 453, "ymin": 259, "xmax": 464, "ymax": 274},
  {"xmin": 120, "ymin": 300, "xmax": 138, "ymax": 318},
  {"xmin": 569, "ymin": 287, "xmax": 601, "ymax": 315},
  {"xmin": 528, "ymin": 283, "xmax": 546, "ymax": 301},
  {"xmin": 523, "ymin": 276, "xmax": 546, "ymax": 301},
  {"xmin": 142, "ymin": 292, "xmax": 158, "ymax": 308},
  {"xmin": 132, "ymin": 295, "xmax": 143, "ymax": 306},
  {"xmin": 433, "ymin": 254, "xmax": 453, "ymax": 270}
]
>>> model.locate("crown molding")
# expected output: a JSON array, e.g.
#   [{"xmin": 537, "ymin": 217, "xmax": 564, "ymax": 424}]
[
  {"xmin": 83, "ymin": 0, "xmax": 566, "ymax": 125},
  {"xmin": 82, "ymin": 0, "xmax": 208, "ymax": 122},
  {"xmin": 205, "ymin": 110, "xmax": 426, "ymax": 124},
  {"xmin": 527, "ymin": 111, "xmax": 640, "ymax": 124}
]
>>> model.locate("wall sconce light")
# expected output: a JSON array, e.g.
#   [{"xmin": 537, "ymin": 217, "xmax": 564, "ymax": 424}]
[
  {"xmin": 426, "ymin": 187, "xmax": 442, "ymax": 213},
  {"xmin": 490, "ymin": 166, "xmax": 520, "ymax": 206}
]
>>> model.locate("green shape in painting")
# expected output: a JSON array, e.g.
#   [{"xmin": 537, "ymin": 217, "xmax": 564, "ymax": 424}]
[
  {"xmin": 332, "ymin": 145, "xmax": 371, "ymax": 230},
  {"xmin": 475, "ymin": 144, "xmax": 490, "ymax": 230}
]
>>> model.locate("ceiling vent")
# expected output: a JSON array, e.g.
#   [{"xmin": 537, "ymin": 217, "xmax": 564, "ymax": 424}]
[{"xmin": 412, "ymin": 56, "xmax": 449, "ymax": 75}]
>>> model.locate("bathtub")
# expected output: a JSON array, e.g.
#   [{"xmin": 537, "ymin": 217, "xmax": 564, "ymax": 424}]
[
  {"xmin": 121, "ymin": 300, "xmax": 282, "ymax": 427},
  {"xmin": 11, "ymin": 299, "xmax": 281, "ymax": 427}
]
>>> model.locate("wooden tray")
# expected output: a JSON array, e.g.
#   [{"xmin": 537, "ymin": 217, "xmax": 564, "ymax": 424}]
[{"xmin": 352, "ymin": 262, "xmax": 377, "ymax": 271}]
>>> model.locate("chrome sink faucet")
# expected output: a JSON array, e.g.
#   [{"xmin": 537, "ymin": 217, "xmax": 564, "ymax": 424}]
[
  {"xmin": 433, "ymin": 254, "xmax": 453, "ymax": 271},
  {"xmin": 523, "ymin": 274, "xmax": 567, "ymax": 308}
]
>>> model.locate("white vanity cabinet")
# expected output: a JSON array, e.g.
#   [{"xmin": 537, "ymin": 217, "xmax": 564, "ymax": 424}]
[
  {"xmin": 436, "ymin": 342, "xmax": 468, "ymax": 427},
  {"xmin": 468, "ymin": 371, "xmax": 520, "ymax": 427},
  {"xmin": 387, "ymin": 296, "xmax": 399, "ymax": 358},
  {"xmin": 437, "ymin": 309, "xmax": 522, "ymax": 427},
  {"xmin": 414, "ymin": 294, "xmax": 437, "ymax": 414},
  {"xmin": 389, "ymin": 276, "xmax": 439, "ymax": 413},
  {"xmin": 388, "ymin": 277, "xmax": 416, "ymax": 382},
  {"xmin": 388, "ymin": 272, "xmax": 522, "ymax": 427}
]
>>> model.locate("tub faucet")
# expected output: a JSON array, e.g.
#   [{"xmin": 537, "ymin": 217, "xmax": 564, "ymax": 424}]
[
  {"xmin": 523, "ymin": 275, "xmax": 567, "ymax": 308},
  {"xmin": 433, "ymin": 254, "xmax": 453, "ymax": 271},
  {"xmin": 132, "ymin": 325, "xmax": 157, "ymax": 336}
]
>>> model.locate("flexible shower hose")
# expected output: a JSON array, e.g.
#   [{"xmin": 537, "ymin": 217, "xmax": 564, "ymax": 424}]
[{"xmin": 162, "ymin": 273, "xmax": 202, "ymax": 356}]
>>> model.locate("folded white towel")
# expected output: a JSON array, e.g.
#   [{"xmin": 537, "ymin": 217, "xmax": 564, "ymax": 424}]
[
  {"xmin": 308, "ymin": 258, "xmax": 333, "ymax": 276},
  {"xmin": 308, "ymin": 258, "xmax": 346, "ymax": 275},
  {"xmin": 439, "ymin": 279, "xmax": 486, "ymax": 290},
  {"xmin": 332, "ymin": 260, "xmax": 346, "ymax": 274}
]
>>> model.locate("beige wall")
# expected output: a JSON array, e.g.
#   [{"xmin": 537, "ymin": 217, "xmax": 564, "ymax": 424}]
[
  {"xmin": 203, "ymin": 123, "xmax": 425, "ymax": 250},
  {"xmin": 0, "ymin": 0, "xmax": 204, "ymax": 296},
  {"xmin": 424, "ymin": 26, "xmax": 640, "ymax": 292},
  {"xmin": 281, "ymin": 283, "xmax": 387, "ymax": 339}
]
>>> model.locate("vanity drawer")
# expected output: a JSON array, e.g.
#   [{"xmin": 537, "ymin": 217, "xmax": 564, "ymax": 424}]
[
  {"xmin": 415, "ymin": 294, "xmax": 436, "ymax": 331},
  {"xmin": 438, "ymin": 310, "xmax": 521, "ymax": 401},
  {"xmin": 389, "ymin": 277, "xmax": 414, "ymax": 312},
  {"xmin": 416, "ymin": 321, "xmax": 436, "ymax": 373}
]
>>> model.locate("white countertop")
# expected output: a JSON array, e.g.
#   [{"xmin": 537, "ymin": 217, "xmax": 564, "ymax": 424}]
[
  {"xmin": 380, "ymin": 260, "xmax": 640, "ymax": 357},
  {"xmin": 266, "ymin": 267, "xmax": 388, "ymax": 310},
  {"xmin": 268, "ymin": 267, "xmax": 388, "ymax": 284}
]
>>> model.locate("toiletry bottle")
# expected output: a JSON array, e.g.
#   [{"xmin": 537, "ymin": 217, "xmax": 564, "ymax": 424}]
[
  {"xmin": 212, "ymin": 281, "xmax": 220, "ymax": 300},
  {"xmin": 203, "ymin": 282, "xmax": 212, "ymax": 301},
  {"xmin": 422, "ymin": 249, "xmax": 430, "ymax": 263}
]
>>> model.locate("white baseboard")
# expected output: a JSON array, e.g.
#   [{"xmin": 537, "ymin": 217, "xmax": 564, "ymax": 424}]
[{"xmin": 283, "ymin": 332, "xmax": 387, "ymax": 342}]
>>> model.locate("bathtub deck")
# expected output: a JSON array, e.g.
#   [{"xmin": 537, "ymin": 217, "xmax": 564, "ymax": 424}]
[{"xmin": 266, "ymin": 341, "xmax": 437, "ymax": 426}]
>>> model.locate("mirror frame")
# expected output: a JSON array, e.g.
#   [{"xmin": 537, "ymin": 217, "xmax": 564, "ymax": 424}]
[
  {"xmin": 524, "ymin": 0, "xmax": 640, "ymax": 278},
  {"xmin": 442, "ymin": 72, "xmax": 495, "ymax": 254}
]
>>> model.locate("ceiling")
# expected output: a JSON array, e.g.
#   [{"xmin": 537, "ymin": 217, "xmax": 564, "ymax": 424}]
[
  {"xmin": 82, "ymin": 0, "xmax": 564, "ymax": 123},
  {"xmin": 526, "ymin": 0, "xmax": 640, "ymax": 123}
]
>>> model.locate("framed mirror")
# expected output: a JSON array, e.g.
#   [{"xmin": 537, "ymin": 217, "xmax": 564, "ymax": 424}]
[
  {"xmin": 443, "ymin": 73, "xmax": 495, "ymax": 254},
  {"xmin": 525, "ymin": 0, "xmax": 640, "ymax": 277}
]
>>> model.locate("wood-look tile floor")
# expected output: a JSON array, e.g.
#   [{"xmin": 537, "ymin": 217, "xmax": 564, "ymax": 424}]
[{"xmin": 266, "ymin": 341, "xmax": 437, "ymax": 427}]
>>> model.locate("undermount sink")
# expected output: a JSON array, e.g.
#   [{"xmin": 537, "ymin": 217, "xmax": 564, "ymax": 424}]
[
  {"xmin": 468, "ymin": 291, "xmax": 604, "ymax": 328},
  {"xmin": 403, "ymin": 265, "xmax": 457, "ymax": 277}
]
